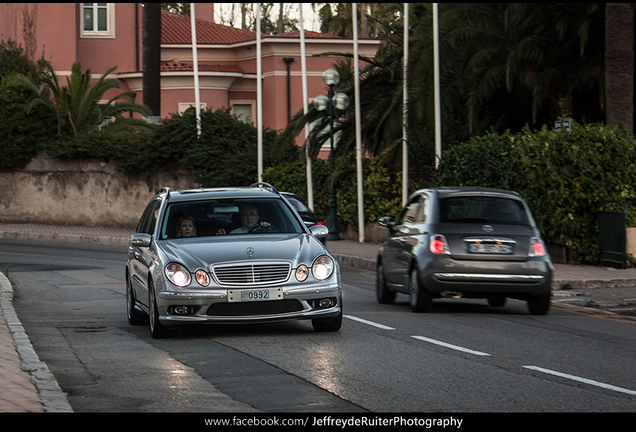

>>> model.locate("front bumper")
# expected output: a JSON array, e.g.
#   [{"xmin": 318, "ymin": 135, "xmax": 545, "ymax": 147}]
[{"xmin": 156, "ymin": 282, "xmax": 342, "ymax": 325}]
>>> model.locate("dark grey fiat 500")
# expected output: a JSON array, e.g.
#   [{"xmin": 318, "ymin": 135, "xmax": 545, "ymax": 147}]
[
  {"xmin": 376, "ymin": 187, "xmax": 553, "ymax": 315},
  {"xmin": 126, "ymin": 183, "xmax": 342, "ymax": 338}
]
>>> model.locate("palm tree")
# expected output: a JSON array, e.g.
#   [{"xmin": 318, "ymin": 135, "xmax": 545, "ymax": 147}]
[
  {"xmin": 285, "ymin": 3, "xmax": 607, "ymax": 176},
  {"xmin": 7, "ymin": 60, "xmax": 152, "ymax": 135},
  {"xmin": 419, "ymin": 3, "xmax": 604, "ymax": 134}
]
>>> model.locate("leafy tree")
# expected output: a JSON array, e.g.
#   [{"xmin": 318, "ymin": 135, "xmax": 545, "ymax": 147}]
[{"xmin": 6, "ymin": 60, "xmax": 153, "ymax": 135}]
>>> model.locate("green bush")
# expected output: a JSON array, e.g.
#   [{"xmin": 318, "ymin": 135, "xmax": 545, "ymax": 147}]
[
  {"xmin": 0, "ymin": 39, "xmax": 56, "ymax": 169},
  {"xmin": 264, "ymin": 154, "xmax": 413, "ymax": 231},
  {"xmin": 181, "ymin": 109, "xmax": 280, "ymax": 186},
  {"xmin": 264, "ymin": 157, "xmax": 330, "ymax": 218},
  {"xmin": 434, "ymin": 123, "xmax": 636, "ymax": 263}
]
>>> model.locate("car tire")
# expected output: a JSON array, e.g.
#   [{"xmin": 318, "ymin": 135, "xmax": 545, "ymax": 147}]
[
  {"xmin": 126, "ymin": 272, "xmax": 146, "ymax": 325},
  {"xmin": 409, "ymin": 268, "xmax": 432, "ymax": 313},
  {"xmin": 149, "ymin": 280, "xmax": 168, "ymax": 338},
  {"xmin": 376, "ymin": 263, "xmax": 396, "ymax": 304},
  {"xmin": 487, "ymin": 296, "xmax": 507, "ymax": 307},
  {"xmin": 312, "ymin": 311, "xmax": 343, "ymax": 332},
  {"xmin": 527, "ymin": 293, "xmax": 551, "ymax": 315},
  {"xmin": 312, "ymin": 297, "xmax": 343, "ymax": 332}
]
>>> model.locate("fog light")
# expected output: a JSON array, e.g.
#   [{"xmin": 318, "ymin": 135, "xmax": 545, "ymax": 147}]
[
  {"xmin": 170, "ymin": 306, "xmax": 193, "ymax": 315},
  {"xmin": 318, "ymin": 298, "xmax": 334, "ymax": 308}
]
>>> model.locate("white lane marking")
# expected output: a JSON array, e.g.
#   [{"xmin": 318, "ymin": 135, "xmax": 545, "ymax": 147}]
[
  {"xmin": 344, "ymin": 315, "xmax": 395, "ymax": 330},
  {"xmin": 523, "ymin": 366, "xmax": 636, "ymax": 396},
  {"xmin": 411, "ymin": 335, "xmax": 491, "ymax": 356}
]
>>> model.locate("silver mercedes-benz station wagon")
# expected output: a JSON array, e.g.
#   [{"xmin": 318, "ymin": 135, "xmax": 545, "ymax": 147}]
[
  {"xmin": 376, "ymin": 187, "xmax": 553, "ymax": 315},
  {"xmin": 126, "ymin": 183, "xmax": 342, "ymax": 338}
]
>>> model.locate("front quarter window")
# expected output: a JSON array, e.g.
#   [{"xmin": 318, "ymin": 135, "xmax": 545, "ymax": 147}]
[{"xmin": 137, "ymin": 198, "xmax": 161, "ymax": 235}]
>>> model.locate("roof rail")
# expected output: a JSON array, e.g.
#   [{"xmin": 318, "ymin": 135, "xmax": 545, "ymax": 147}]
[
  {"xmin": 250, "ymin": 182, "xmax": 279, "ymax": 194},
  {"xmin": 157, "ymin": 186, "xmax": 171, "ymax": 198}
]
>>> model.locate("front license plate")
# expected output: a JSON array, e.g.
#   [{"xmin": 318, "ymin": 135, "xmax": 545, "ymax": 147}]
[
  {"xmin": 469, "ymin": 243, "xmax": 512, "ymax": 254},
  {"xmin": 227, "ymin": 288, "xmax": 283, "ymax": 303}
]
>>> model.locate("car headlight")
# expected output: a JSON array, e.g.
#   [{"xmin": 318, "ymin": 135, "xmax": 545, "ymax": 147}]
[
  {"xmin": 296, "ymin": 264, "xmax": 309, "ymax": 282},
  {"xmin": 165, "ymin": 263, "xmax": 191, "ymax": 287},
  {"xmin": 195, "ymin": 269, "xmax": 210, "ymax": 286},
  {"xmin": 312, "ymin": 255, "xmax": 334, "ymax": 281}
]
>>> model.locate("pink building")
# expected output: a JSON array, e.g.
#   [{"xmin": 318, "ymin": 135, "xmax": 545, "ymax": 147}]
[{"xmin": 0, "ymin": 3, "xmax": 379, "ymax": 149}]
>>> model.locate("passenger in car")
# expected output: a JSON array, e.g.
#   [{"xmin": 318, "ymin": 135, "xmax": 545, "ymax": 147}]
[{"xmin": 176, "ymin": 215, "xmax": 197, "ymax": 238}]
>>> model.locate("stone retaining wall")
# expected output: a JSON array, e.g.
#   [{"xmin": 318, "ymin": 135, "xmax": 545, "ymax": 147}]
[{"xmin": 0, "ymin": 153, "xmax": 198, "ymax": 228}]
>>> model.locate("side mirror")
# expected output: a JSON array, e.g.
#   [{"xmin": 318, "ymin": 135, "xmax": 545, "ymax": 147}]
[
  {"xmin": 378, "ymin": 216, "xmax": 396, "ymax": 228},
  {"xmin": 310, "ymin": 224, "xmax": 329, "ymax": 239},
  {"xmin": 130, "ymin": 233, "xmax": 152, "ymax": 248}
]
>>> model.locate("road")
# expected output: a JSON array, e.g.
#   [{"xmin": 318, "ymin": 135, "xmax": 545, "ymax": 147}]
[{"xmin": 1, "ymin": 239, "xmax": 636, "ymax": 415}]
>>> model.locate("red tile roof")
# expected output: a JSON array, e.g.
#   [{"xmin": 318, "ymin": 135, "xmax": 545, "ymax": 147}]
[
  {"xmin": 161, "ymin": 11, "xmax": 342, "ymax": 44},
  {"xmin": 276, "ymin": 30, "xmax": 342, "ymax": 39},
  {"xmin": 162, "ymin": 11, "xmax": 256, "ymax": 44}
]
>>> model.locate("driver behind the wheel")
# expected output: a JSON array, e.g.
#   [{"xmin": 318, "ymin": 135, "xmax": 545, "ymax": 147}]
[{"xmin": 217, "ymin": 204, "xmax": 271, "ymax": 235}]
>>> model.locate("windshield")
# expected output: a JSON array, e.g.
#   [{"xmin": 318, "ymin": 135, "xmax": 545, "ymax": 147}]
[
  {"xmin": 440, "ymin": 196, "xmax": 529, "ymax": 225},
  {"xmin": 159, "ymin": 198, "xmax": 305, "ymax": 240}
]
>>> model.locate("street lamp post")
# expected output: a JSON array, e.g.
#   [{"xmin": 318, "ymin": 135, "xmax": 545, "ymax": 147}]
[{"xmin": 314, "ymin": 69, "xmax": 349, "ymax": 241}]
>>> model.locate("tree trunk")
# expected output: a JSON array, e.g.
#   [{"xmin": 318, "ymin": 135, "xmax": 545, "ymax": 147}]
[
  {"xmin": 605, "ymin": 3, "xmax": 634, "ymax": 132},
  {"xmin": 278, "ymin": 3, "xmax": 284, "ymax": 34},
  {"xmin": 142, "ymin": 3, "xmax": 161, "ymax": 119},
  {"xmin": 360, "ymin": 3, "xmax": 367, "ymax": 38}
]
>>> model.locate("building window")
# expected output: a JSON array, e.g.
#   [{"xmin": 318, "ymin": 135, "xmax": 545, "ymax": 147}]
[
  {"xmin": 230, "ymin": 101, "xmax": 254, "ymax": 123},
  {"xmin": 81, "ymin": 3, "xmax": 115, "ymax": 38}
]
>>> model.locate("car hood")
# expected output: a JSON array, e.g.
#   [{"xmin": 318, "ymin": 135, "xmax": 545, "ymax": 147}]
[{"xmin": 157, "ymin": 233, "xmax": 329, "ymax": 270}]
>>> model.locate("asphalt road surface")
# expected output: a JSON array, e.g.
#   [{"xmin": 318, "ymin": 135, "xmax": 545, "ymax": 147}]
[{"xmin": 2, "ymin": 239, "xmax": 635, "ymax": 417}]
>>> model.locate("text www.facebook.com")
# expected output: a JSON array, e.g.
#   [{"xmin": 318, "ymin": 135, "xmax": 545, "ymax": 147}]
[{"xmin": 204, "ymin": 415, "xmax": 464, "ymax": 428}]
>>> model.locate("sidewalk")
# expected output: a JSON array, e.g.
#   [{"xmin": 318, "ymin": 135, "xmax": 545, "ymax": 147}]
[{"xmin": 1, "ymin": 223, "xmax": 636, "ymax": 413}]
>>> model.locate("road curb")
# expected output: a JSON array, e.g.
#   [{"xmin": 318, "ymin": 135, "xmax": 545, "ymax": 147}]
[
  {"xmin": 331, "ymin": 253, "xmax": 376, "ymax": 271},
  {"xmin": 0, "ymin": 271, "xmax": 73, "ymax": 413},
  {"xmin": 1, "ymin": 230, "xmax": 129, "ymax": 247}
]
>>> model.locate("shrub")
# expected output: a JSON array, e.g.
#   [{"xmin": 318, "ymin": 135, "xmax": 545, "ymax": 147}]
[
  {"xmin": 181, "ymin": 108, "xmax": 279, "ymax": 186},
  {"xmin": 264, "ymin": 154, "xmax": 415, "ymax": 231},
  {"xmin": 0, "ymin": 39, "xmax": 56, "ymax": 169}
]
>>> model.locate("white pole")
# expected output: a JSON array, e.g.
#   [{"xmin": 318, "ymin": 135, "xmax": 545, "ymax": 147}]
[
  {"xmin": 190, "ymin": 3, "xmax": 201, "ymax": 136},
  {"xmin": 402, "ymin": 3, "xmax": 409, "ymax": 206},
  {"xmin": 300, "ymin": 4, "xmax": 314, "ymax": 210},
  {"xmin": 434, "ymin": 3, "xmax": 442, "ymax": 168},
  {"xmin": 257, "ymin": 4, "xmax": 263, "ymax": 182},
  {"xmin": 354, "ymin": 4, "xmax": 364, "ymax": 243}
]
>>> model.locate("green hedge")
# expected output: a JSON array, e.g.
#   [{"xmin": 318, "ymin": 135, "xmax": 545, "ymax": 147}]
[
  {"xmin": 434, "ymin": 123, "xmax": 636, "ymax": 263},
  {"xmin": 35, "ymin": 108, "xmax": 285, "ymax": 187}
]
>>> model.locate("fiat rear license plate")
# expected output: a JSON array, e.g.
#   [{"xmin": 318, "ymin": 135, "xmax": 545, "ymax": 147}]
[
  {"xmin": 469, "ymin": 243, "xmax": 512, "ymax": 254},
  {"xmin": 228, "ymin": 288, "xmax": 283, "ymax": 303}
]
